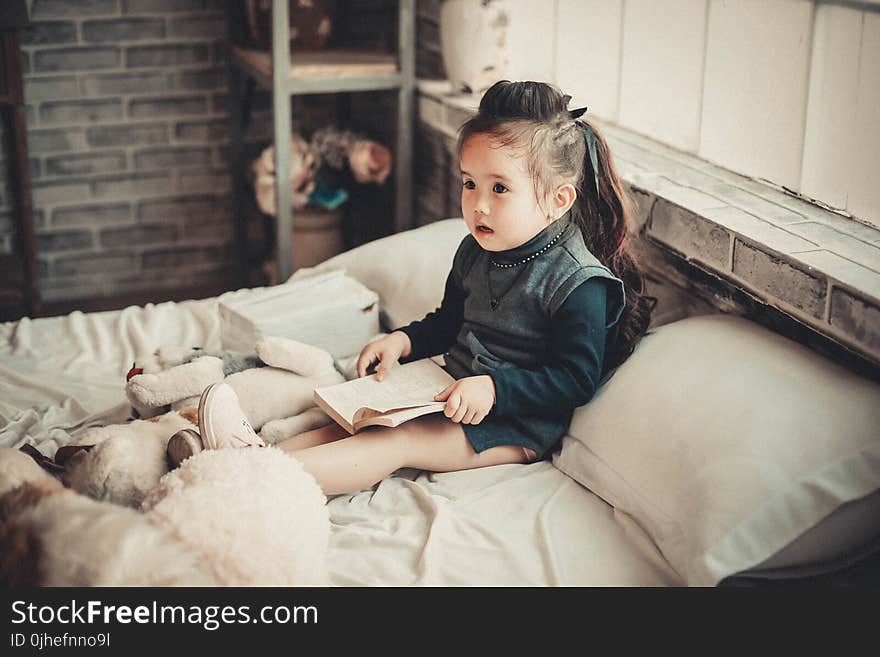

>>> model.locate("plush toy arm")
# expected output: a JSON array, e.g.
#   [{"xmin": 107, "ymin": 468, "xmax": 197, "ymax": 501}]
[
  {"xmin": 259, "ymin": 408, "xmax": 334, "ymax": 445},
  {"xmin": 255, "ymin": 336, "xmax": 337, "ymax": 379},
  {"xmin": 126, "ymin": 356, "xmax": 225, "ymax": 410}
]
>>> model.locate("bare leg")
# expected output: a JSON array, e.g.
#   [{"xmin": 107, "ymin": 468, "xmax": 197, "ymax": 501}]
[
  {"xmin": 285, "ymin": 414, "xmax": 529, "ymax": 496},
  {"xmin": 275, "ymin": 422, "xmax": 351, "ymax": 451}
]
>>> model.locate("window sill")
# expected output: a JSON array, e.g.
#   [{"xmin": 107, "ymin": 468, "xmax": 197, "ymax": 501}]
[{"xmin": 416, "ymin": 79, "xmax": 880, "ymax": 368}]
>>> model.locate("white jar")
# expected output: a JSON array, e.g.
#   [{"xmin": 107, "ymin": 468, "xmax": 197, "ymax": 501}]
[{"xmin": 439, "ymin": 0, "xmax": 511, "ymax": 95}]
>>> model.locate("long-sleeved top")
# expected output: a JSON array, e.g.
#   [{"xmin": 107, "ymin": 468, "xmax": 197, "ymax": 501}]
[{"xmin": 394, "ymin": 211, "xmax": 626, "ymax": 458}]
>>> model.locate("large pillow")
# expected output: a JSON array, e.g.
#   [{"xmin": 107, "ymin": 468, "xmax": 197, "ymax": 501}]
[
  {"xmin": 552, "ymin": 313, "xmax": 880, "ymax": 586},
  {"xmin": 290, "ymin": 219, "xmax": 468, "ymax": 330}
]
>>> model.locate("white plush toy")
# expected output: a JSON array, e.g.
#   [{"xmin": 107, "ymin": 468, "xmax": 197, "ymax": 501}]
[
  {"xmin": 0, "ymin": 446, "xmax": 330, "ymax": 587},
  {"xmin": 125, "ymin": 335, "xmax": 344, "ymax": 443},
  {"xmin": 59, "ymin": 336, "xmax": 346, "ymax": 508}
]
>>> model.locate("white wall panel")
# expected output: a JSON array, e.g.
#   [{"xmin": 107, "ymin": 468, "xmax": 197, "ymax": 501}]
[
  {"xmin": 619, "ymin": 0, "xmax": 707, "ymax": 152},
  {"xmin": 849, "ymin": 11, "xmax": 880, "ymax": 228},
  {"xmin": 801, "ymin": 4, "xmax": 861, "ymax": 211},
  {"xmin": 700, "ymin": 0, "xmax": 813, "ymax": 190},
  {"xmin": 554, "ymin": 0, "xmax": 624, "ymax": 122},
  {"xmin": 504, "ymin": 0, "xmax": 557, "ymax": 86}
]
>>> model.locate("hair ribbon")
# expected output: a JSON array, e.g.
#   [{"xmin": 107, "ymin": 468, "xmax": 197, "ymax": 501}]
[{"xmin": 568, "ymin": 105, "xmax": 600, "ymax": 199}]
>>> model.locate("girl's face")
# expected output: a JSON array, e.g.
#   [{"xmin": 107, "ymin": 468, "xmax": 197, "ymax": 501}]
[{"xmin": 460, "ymin": 133, "xmax": 555, "ymax": 252}]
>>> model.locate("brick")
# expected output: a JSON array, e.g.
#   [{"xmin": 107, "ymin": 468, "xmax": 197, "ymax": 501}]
[
  {"xmin": 733, "ymin": 241, "xmax": 826, "ymax": 319},
  {"xmin": 691, "ymin": 181, "xmax": 808, "ymax": 226},
  {"xmin": 22, "ymin": 21, "xmax": 77, "ymax": 45},
  {"xmin": 175, "ymin": 169, "xmax": 231, "ymax": 194},
  {"xmin": 55, "ymin": 251, "xmax": 136, "ymax": 276},
  {"xmin": 53, "ymin": 203, "xmax": 131, "ymax": 227},
  {"xmin": 797, "ymin": 250, "xmax": 880, "ymax": 303},
  {"xmin": 90, "ymin": 172, "xmax": 172, "ymax": 199},
  {"xmin": 624, "ymin": 182, "xmax": 656, "ymax": 234},
  {"xmin": 648, "ymin": 198, "xmax": 730, "ymax": 269},
  {"xmin": 23, "ymin": 76, "xmax": 78, "ymax": 102},
  {"xmin": 34, "ymin": 47, "xmax": 121, "ymax": 73},
  {"xmin": 126, "ymin": 44, "xmax": 211, "ymax": 68},
  {"xmin": 174, "ymin": 119, "xmax": 227, "ymax": 142},
  {"xmin": 650, "ymin": 176, "xmax": 729, "ymax": 213},
  {"xmin": 27, "ymin": 128, "xmax": 88, "ymax": 154},
  {"xmin": 86, "ymin": 123, "xmax": 169, "ymax": 147},
  {"xmin": 32, "ymin": 179, "xmax": 91, "ymax": 206},
  {"xmin": 788, "ymin": 211, "xmax": 880, "ymax": 245},
  {"xmin": 37, "ymin": 229, "xmax": 94, "ymax": 252},
  {"xmin": 174, "ymin": 68, "xmax": 227, "ymax": 90},
  {"xmin": 168, "ymin": 15, "xmax": 226, "ymax": 39},
  {"xmin": 141, "ymin": 245, "xmax": 225, "ymax": 269},
  {"xmin": 83, "ymin": 18, "xmax": 165, "ymax": 42},
  {"xmin": 180, "ymin": 215, "xmax": 232, "ymax": 241},
  {"xmin": 45, "ymin": 151, "xmax": 127, "ymax": 177},
  {"xmin": 138, "ymin": 195, "xmax": 224, "ymax": 223},
  {"xmin": 100, "ymin": 223, "xmax": 178, "ymax": 248},
  {"xmin": 122, "ymin": 0, "xmax": 203, "ymax": 13},
  {"xmin": 32, "ymin": 0, "xmax": 118, "ymax": 18},
  {"xmin": 129, "ymin": 96, "xmax": 207, "ymax": 119},
  {"xmin": 134, "ymin": 147, "xmax": 212, "ymax": 170},
  {"xmin": 40, "ymin": 99, "xmax": 123, "ymax": 125},
  {"xmin": 40, "ymin": 277, "xmax": 109, "ymax": 304},
  {"xmin": 702, "ymin": 206, "xmax": 818, "ymax": 256},
  {"xmin": 82, "ymin": 71, "xmax": 170, "ymax": 96},
  {"xmin": 784, "ymin": 222, "xmax": 880, "ymax": 271},
  {"xmin": 829, "ymin": 288, "xmax": 880, "ymax": 352}
]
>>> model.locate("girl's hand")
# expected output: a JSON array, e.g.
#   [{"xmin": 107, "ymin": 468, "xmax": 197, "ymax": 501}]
[
  {"xmin": 434, "ymin": 375, "xmax": 496, "ymax": 424},
  {"xmin": 356, "ymin": 331, "xmax": 412, "ymax": 381}
]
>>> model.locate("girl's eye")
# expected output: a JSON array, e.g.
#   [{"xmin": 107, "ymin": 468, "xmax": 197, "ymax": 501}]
[
  {"xmin": 463, "ymin": 180, "xmax": 475, "ymax": 190},
  {"xmin": 493, "ymin": 183, "xmax": 508, "ymax": 193}
]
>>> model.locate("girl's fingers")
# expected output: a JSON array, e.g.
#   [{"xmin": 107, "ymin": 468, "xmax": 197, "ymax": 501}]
[
  {"xmin": 434, "ymin": 383, "xmax": 454, "ymax": 402},
  {"xmin": 444, "ymin": 392, "xmax": 460, "ymax": 419},
  {"xmin": 462, "ymin": 409, "xmax": 478, "ymax": 424},
  {"xmin": 358, "ymin": 352, "xmax": 377, "ymax": 378},
  {"xmin": 451, "ymin": 401, "xmax": 468, "ymax": 424}
]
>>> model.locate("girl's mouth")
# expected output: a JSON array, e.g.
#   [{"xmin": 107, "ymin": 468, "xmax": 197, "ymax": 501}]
[{"xmin": 476, "ymin": 225, "xmax": 494, "ymax": 234}]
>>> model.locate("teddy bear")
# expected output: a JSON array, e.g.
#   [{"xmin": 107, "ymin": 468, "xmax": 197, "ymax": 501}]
[
  {"xmin": 57, "ymin": 335, "xmax": 346, "ymax": 508},
  {"xmin": 0, "ymin": 445, "xmax": 330, "ymax": 587}
]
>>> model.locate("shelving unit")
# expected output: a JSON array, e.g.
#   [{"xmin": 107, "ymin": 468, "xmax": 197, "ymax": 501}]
[
  {"xmin": 0, "ymin": 0, "xmax": 39, "ymax": 320},
  {"xmin": 227, "ymin": 0, "xmax": 415, "ymax": 285}
]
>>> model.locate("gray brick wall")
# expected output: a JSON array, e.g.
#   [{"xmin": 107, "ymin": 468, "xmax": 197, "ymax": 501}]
[{"xmin": 1, "ymin": 0, "xmax": 399, "ymax": 312}]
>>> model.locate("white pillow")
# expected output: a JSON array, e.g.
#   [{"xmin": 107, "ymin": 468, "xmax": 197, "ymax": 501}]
[
  {"xmin": 290, "ymin": 219, "xmax": 468, "ymax": 330},
  {"xmin": 552, "ymin": 313, "xmax": 880, "ymax": 586}
]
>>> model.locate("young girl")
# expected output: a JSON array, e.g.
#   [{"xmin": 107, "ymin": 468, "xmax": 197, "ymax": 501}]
[{"xmin": 168, "ymin": 80, "xmax": 656, "ymax": 496}]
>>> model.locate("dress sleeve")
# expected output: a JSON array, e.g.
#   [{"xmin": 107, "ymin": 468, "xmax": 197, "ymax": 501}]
[
  {"xmin": 490, "ymin": 276, "xmax": 610, "ymax": 416},
  {"xmin": 392, "ymin": 268, "xmax": 465, "ymax": 362}
]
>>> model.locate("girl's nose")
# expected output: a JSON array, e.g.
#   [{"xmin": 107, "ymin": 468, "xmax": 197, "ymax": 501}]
[{"xmin": 474, "ymin": 195, "xmax": 490, "ymax": 215}]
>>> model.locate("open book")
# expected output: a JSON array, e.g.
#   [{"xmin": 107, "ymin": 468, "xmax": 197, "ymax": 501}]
[{"xmin": 313, "ymin": 357, "xmax": 456, "ymax": 434}]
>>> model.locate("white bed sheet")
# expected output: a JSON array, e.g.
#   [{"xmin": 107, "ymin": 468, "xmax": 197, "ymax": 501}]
[{"xmin": 0, "ymin": 297, "xmax": 683, "ymax": 586}]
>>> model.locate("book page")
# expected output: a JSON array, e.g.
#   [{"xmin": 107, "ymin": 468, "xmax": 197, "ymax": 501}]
[
  {"xmin": 353, "ymin": 403, "xmax": 447, "ymax": 431},
  {"xmin": 314, "ymin": 358, "xmax": 455, "ymax": 424}
]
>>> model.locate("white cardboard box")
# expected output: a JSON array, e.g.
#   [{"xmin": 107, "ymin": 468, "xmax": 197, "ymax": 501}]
[{"xmin": 218, "ymin": 270, "xmax": 380, "ymax": 359}]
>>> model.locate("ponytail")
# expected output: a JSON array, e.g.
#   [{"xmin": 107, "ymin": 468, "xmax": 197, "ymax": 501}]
[{"xmin": 570, "ymin": 118, "xmax": 657, "ymax": 375}]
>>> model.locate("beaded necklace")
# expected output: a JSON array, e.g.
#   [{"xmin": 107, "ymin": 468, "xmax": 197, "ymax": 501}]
[{"xmin": 486, "ymin": 227, "xmax": 566, "ymax": 310}]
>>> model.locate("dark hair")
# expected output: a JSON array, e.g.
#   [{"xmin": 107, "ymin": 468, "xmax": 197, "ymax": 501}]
[{"xmin": 457, "ymin": 80, "xmax": 656, "ymax": 375}]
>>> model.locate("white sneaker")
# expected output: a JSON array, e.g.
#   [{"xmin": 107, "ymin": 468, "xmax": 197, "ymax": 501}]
[{"xmin": 198, "ymin": 382, "xmax": 266, "ymax": 451}]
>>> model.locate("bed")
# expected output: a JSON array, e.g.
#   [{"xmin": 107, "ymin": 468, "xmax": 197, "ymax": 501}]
[{"xmin": 2, "ymin": 218, "xmax": 879, "ymax": 587}]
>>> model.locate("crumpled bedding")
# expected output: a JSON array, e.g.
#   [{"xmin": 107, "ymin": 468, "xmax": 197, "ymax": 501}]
[{"xmin": 0, "ymin": 296, "xmax": 682, "ymax": 586}]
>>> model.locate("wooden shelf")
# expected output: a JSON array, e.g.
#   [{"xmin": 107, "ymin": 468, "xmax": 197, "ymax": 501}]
[
  {"xmin": 227, "ymin": 0, "xmax": 415, "ymax": 284},
  {"xmin": 232, "ymin": 46, "xmax": 401, "ymax": 94}
]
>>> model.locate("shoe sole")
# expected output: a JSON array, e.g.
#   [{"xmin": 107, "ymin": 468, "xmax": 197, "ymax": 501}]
[{"xmin": 198, "ymin": 383, "xmax": 220, "ymax": 450}]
